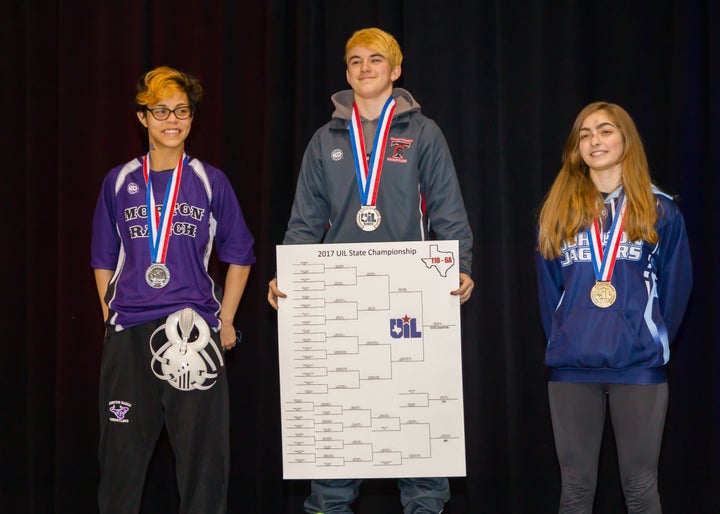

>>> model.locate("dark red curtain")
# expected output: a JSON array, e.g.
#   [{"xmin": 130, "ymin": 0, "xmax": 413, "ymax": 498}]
[{"xmin": 3, "ymin": 1, "xmax": 717, "ymax": 513}]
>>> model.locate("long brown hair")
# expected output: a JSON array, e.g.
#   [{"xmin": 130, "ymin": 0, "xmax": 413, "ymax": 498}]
[{"xmin": 537, "ymin": 102, "xmax": 658, "ymax": 259}]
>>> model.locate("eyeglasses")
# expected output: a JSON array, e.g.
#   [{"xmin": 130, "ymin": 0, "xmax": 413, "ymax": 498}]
[{"xmin": 145, "ymin": 105, "xmax": 193, "ymax": 121}]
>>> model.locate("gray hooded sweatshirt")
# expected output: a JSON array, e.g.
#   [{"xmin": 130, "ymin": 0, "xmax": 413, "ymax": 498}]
[{"xmin": 283, "ymin": 87, "xmax": 473, "ymax": 275}]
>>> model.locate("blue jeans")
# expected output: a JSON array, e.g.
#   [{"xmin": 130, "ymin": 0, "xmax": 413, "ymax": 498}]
[{"xmin": 304, "ymin": 478, "xmax": 449, "ymax": 513}]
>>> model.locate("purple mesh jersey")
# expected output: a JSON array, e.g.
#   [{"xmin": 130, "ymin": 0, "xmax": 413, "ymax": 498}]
[{"xmin": 91, "ymin": 156, "xmax": 256, "ymax": 330}]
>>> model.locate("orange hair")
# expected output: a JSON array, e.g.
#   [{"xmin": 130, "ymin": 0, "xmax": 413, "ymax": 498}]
[
  {"xmin": 135, "ymin": 66, "xmax": 203, "ymax": 112},
  {"xmin": 344, "ymin": 27, "xmax": 403, "ymax": 68}
]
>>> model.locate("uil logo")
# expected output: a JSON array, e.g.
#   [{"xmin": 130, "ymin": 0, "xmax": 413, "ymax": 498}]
[{"xmin": 390, "ymin": 314, "xmax": 422, "ymax": 339}]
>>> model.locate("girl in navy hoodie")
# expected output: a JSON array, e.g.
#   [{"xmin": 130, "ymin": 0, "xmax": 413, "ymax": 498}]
[{"xmin": 535, "ymin": 101, "xmax": 692, "ymax": 513}]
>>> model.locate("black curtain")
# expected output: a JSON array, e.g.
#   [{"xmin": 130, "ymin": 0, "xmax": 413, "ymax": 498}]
[{"xmin": 3, "ymin": 1, "xmax": 717, "ymax": 513}]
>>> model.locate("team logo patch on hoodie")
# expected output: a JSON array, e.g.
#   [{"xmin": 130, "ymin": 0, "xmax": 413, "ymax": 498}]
[{"xmin": 387, "ymin": 138, "xmax": 413, "ymax": 163}]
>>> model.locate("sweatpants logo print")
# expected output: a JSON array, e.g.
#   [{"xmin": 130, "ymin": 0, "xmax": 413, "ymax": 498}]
[{"xmin": 108, "ymin": 401, "xmax": 131, "ymax": 423}]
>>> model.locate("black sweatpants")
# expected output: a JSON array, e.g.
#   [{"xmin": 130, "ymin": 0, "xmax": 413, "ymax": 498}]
[{"xmin": 97, "ymin": 319, "xmax": 229, "ymax": 514}]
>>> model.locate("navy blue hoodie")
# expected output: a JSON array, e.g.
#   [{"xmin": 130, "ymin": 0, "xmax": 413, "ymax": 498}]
[{"xmin": 535, "ymin": 186, "xmax": 692, "ymax": 384}]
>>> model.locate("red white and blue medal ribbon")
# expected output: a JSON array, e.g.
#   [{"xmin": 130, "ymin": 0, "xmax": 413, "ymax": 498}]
[
  {"xmin": 143, "ymin": 152, "xmax": 186, "ymax": 288},
  {"xmin": 587, "ymin": 193, "xmax": 627, "ymax": 308},
  {"xmin": 349, "ymin": 95, "xmax": 396, "ymax": 231}
]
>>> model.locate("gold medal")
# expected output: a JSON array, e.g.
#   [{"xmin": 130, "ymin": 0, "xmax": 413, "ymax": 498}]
[
  {"xmin": 590, "ymin": 281, "xmax": 616, "ymax": 308},
  {"xmin": 587, "ymin": 194, "xmax": 626, "ymax": 309}
]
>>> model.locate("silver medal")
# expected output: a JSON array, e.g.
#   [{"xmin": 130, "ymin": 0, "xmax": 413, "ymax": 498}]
[
  {"xmin": 145, "ymin": 263, "xmax": 170, "ymax": 288},
  {"xmin": 356, "ymin": 205, "xmax": 382, "ymax": 231}
]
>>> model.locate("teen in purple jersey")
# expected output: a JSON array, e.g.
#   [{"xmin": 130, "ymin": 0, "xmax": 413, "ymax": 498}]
[
  {"xmin": 91, "ymin": 66, "xmax": 255, "ymax": 513},
  {"xmin": 535, "ymin": 102, "xmax": 692, "ymax": 513}
]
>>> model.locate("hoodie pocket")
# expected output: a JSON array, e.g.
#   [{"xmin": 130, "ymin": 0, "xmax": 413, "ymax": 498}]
[{"xmin": 545, "ymin": 307, "xmax": 657, "ymax": 369}]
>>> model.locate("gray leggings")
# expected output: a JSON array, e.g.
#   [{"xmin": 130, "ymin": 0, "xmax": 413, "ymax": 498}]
[{"xmin": 548, "ymin": 381, "xmax": 668, "ymax": 514}]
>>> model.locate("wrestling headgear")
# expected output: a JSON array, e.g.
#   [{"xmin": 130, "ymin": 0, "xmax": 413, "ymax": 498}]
[{"xmin": 150, "ymin": 308, "xmax": 224, "ymax": 391}]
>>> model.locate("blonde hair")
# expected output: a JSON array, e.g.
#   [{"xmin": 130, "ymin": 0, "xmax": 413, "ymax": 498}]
[
  {"xmin": 537, "ymin": 102, "xmax": 658, "ymax": 259},
  {"xmin": 344, "ymin": 27, "xmax": 403, "ymax": 68},
  {"xmin": 135, "ymin": 66, "xmax": 203, "ymax": 113}
]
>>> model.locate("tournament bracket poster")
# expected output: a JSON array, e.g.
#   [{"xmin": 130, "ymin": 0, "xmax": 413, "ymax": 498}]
[{"xmin": 276, "ymin": 240, "xmax": 466, "ymax": 479}]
